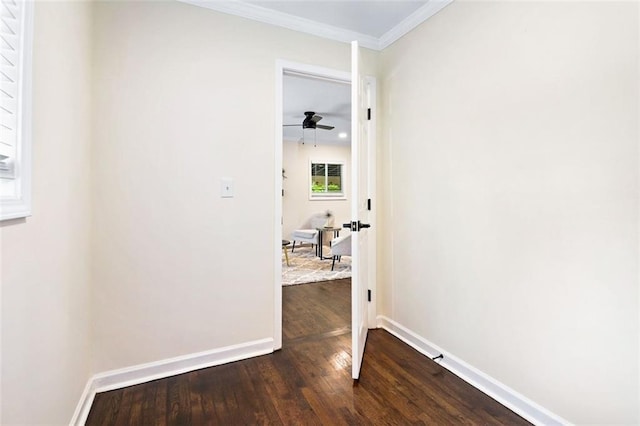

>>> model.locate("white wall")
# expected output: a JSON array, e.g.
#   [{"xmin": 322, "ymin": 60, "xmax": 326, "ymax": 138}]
[
  {"xmin": 90, "ymin": 1, "xmax": 377, "ymax": 373},
  {"xmin": 0, "ymin": 1, "xmax": 93, "ymax": 423},
  {"xmin": 282, "ymin": 140, "xmax": 351, "ymax": 239},
  {"xmin": 379, "ymin": 1, "xmax": 639, "ymax": 424}
]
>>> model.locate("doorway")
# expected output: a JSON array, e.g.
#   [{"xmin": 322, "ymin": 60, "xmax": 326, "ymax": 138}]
[{"xmin": 274, "ymin": 61, "xmax": 352, "ymax": 350}]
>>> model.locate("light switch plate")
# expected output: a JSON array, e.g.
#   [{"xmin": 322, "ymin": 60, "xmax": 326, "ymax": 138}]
[{"xmin": 221, "ymin": 178, "xmax": 234, "ymax": 198}]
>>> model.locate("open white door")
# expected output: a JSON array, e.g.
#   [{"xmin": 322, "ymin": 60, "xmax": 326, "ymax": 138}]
[{"xmin": 350, "ymin": 41, "xmax": 373, "ymax": 380}]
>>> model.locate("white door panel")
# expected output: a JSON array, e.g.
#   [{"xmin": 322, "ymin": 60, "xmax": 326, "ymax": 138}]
[{"xmin": 351, "ymin": 41, "xmax": 371, "ymax": 380}]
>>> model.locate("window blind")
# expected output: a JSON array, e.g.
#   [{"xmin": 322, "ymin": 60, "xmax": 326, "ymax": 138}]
[
  {"xmin": 1, "ymin": 0, "xmax": 24, "ymax": 179},
  {"xmin": 0, "ymin": 0, "xmax": 31, "ymax": 220}
]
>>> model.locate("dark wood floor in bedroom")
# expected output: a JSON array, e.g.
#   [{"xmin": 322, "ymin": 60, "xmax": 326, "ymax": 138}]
[{"xmin": 86, "ymin": 278, "xmax": 530, "ymax": 425}]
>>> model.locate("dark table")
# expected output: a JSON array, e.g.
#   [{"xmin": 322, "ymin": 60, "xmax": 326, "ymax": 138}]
[{"xmin": 316, "ymin": 227, "xmax": 341, "ymax": 260}]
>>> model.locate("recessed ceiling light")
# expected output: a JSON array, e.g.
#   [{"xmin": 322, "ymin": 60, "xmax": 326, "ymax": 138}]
[{"xmin": 338, "ymin": 132, "xmax": 348, "ymax": 138}]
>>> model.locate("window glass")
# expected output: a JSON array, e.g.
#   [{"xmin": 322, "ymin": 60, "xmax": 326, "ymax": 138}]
[{"xmin": 310, "ymin": 162, "xmax": 344, "ymax": 198}]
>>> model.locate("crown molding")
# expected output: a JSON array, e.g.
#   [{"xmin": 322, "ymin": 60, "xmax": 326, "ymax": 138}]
[
  {"xmin": 177, "ymin": 0, "xmax": 453, "ymax": 51},
  {"xmin": 378, "ymin": 0, "xmax": 454, "ymax": 49},
  {"xmin": 178, "ymin": 0, "xmax": 380, "ymax": 50}
]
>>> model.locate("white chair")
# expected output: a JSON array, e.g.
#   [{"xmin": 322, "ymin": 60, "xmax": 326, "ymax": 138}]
[
  {"xmin": 291, "ymin": 213, "xmax": 334, "ymax": 255},
  {"xmin": 330, "ymin": 234, "xmax": 351, "ymax": 271}
]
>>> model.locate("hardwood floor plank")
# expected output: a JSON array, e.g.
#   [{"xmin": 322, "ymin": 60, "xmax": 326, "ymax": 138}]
[
  {"xmin": 166, "ymin": 375, "xmax": 191, "ymax": 425},
  {"xmin": 87, "ymin": 279, "xmax": 530, "ymax": 425},
  {"xmin": 110, "ymin": 386, "xmax": 134, "ymax": 425},
  {"xmin": 152, "ymin": 380, "xmax": 168, "ymax": 426},
  {"xmin": 137, "ymin": 382, "xmax": 159, "ymax": 425},
  {"xmin": 85, "ymin": 389, "xmax": 123, "ymax": 426},
  {"xmin": 126, "ymin": 385, "xmax": 145, "ymax": 425}
]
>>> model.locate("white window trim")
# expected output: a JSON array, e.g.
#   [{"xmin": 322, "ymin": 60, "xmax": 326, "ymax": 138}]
[
  {"xmin": 1, "ymin": 0, "xmax": 34, "ymax": 221},
  {"xmin": 309, "ymin": 159, "xmax": 347, "ymax": 201}
]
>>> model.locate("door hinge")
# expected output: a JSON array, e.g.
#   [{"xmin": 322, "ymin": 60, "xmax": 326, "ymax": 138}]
[
  {"xmin": 367, "ymin": 289, "xmax": 372, "ymax": 302},
  {"xmin": 367, "ymin": 198, "xmax": 372, "ymax": 211},
  {"xmin": 367, "ymin": 108, "xmax": 371, "ymax": 120}
]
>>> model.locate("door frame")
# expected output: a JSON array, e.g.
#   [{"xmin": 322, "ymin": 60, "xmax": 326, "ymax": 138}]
[{"xmin": 274, "ymin": 60, "xmax": 351, "ymax": 350}]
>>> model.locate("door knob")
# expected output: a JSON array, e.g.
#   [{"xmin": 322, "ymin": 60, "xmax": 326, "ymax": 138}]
[{"xmin": 343, "ymin": 221, "xmax": 371, "ymax": 231}]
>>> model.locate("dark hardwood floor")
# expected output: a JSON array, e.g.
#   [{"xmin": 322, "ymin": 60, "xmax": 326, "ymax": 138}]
[{"xmin": 87, "ymin": 279, "xmax": 529, "ymax": 425}]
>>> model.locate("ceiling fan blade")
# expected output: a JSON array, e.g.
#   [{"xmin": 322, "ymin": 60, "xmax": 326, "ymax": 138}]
[
  {"xmin": 311, "ymin": 115, "xmax": 323, "ymax": 123},
  {"xmin": 283, "ymin": 124, "xmax": 301, "ymax": 127},
  {"xmin": 316, "ymin": 124, "xmax": 334, "ymax": 130},
  {"xmin": 313, "ymin": 111, "xmax": 343, "ymax": 117}
]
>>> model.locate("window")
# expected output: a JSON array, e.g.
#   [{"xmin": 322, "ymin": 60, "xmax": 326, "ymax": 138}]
[
  {"xmin": 310, "ymin": 161, "xmax": 345, "ymax": 199},
  {"xmin": 1, "ymin": 0, "xmax": 33, "ymax": 220}
]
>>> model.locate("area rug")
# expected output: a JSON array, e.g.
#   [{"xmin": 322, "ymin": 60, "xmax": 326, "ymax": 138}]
[{"xmin": 282, "ymin": 245, "xmax": 351, "ymax": 286}]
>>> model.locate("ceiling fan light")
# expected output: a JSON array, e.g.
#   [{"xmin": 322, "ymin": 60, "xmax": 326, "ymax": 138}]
[{"xmin": 338, "ymin": 132, "xmax": 348, "ymax": 138}]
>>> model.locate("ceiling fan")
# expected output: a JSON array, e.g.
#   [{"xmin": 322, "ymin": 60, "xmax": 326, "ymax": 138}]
[{"xmin": 284, "ymin": 111, "xmax": 335, "ymax": 130}]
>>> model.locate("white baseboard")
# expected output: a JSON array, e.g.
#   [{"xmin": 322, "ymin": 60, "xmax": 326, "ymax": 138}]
[
  {"xmin": 70, "ymin": 378, "xmax": 96, "ymax": 426},
  {"xmin": 70, "ymin": 337, "xmax": 274, "ymax": 425},
  {"xmin": 72, "ymin": 323, "xmax": 570, "ymax": 425},
  {"xmin": 376, "ymin": 316, "xmax": 570, "ymax": 426}
]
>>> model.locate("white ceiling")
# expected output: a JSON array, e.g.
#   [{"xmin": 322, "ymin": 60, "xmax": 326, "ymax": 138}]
[
  {"xmin": 283, "ymin": 73, "xmax": 351, "ymax": 146},
  {"xmin": 245, "ymin": 1, "xmax": 427, "ymax": 38},
  {"xmin": 180, "ymin": 0, "xmax": 453, "ymax": 50}
]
